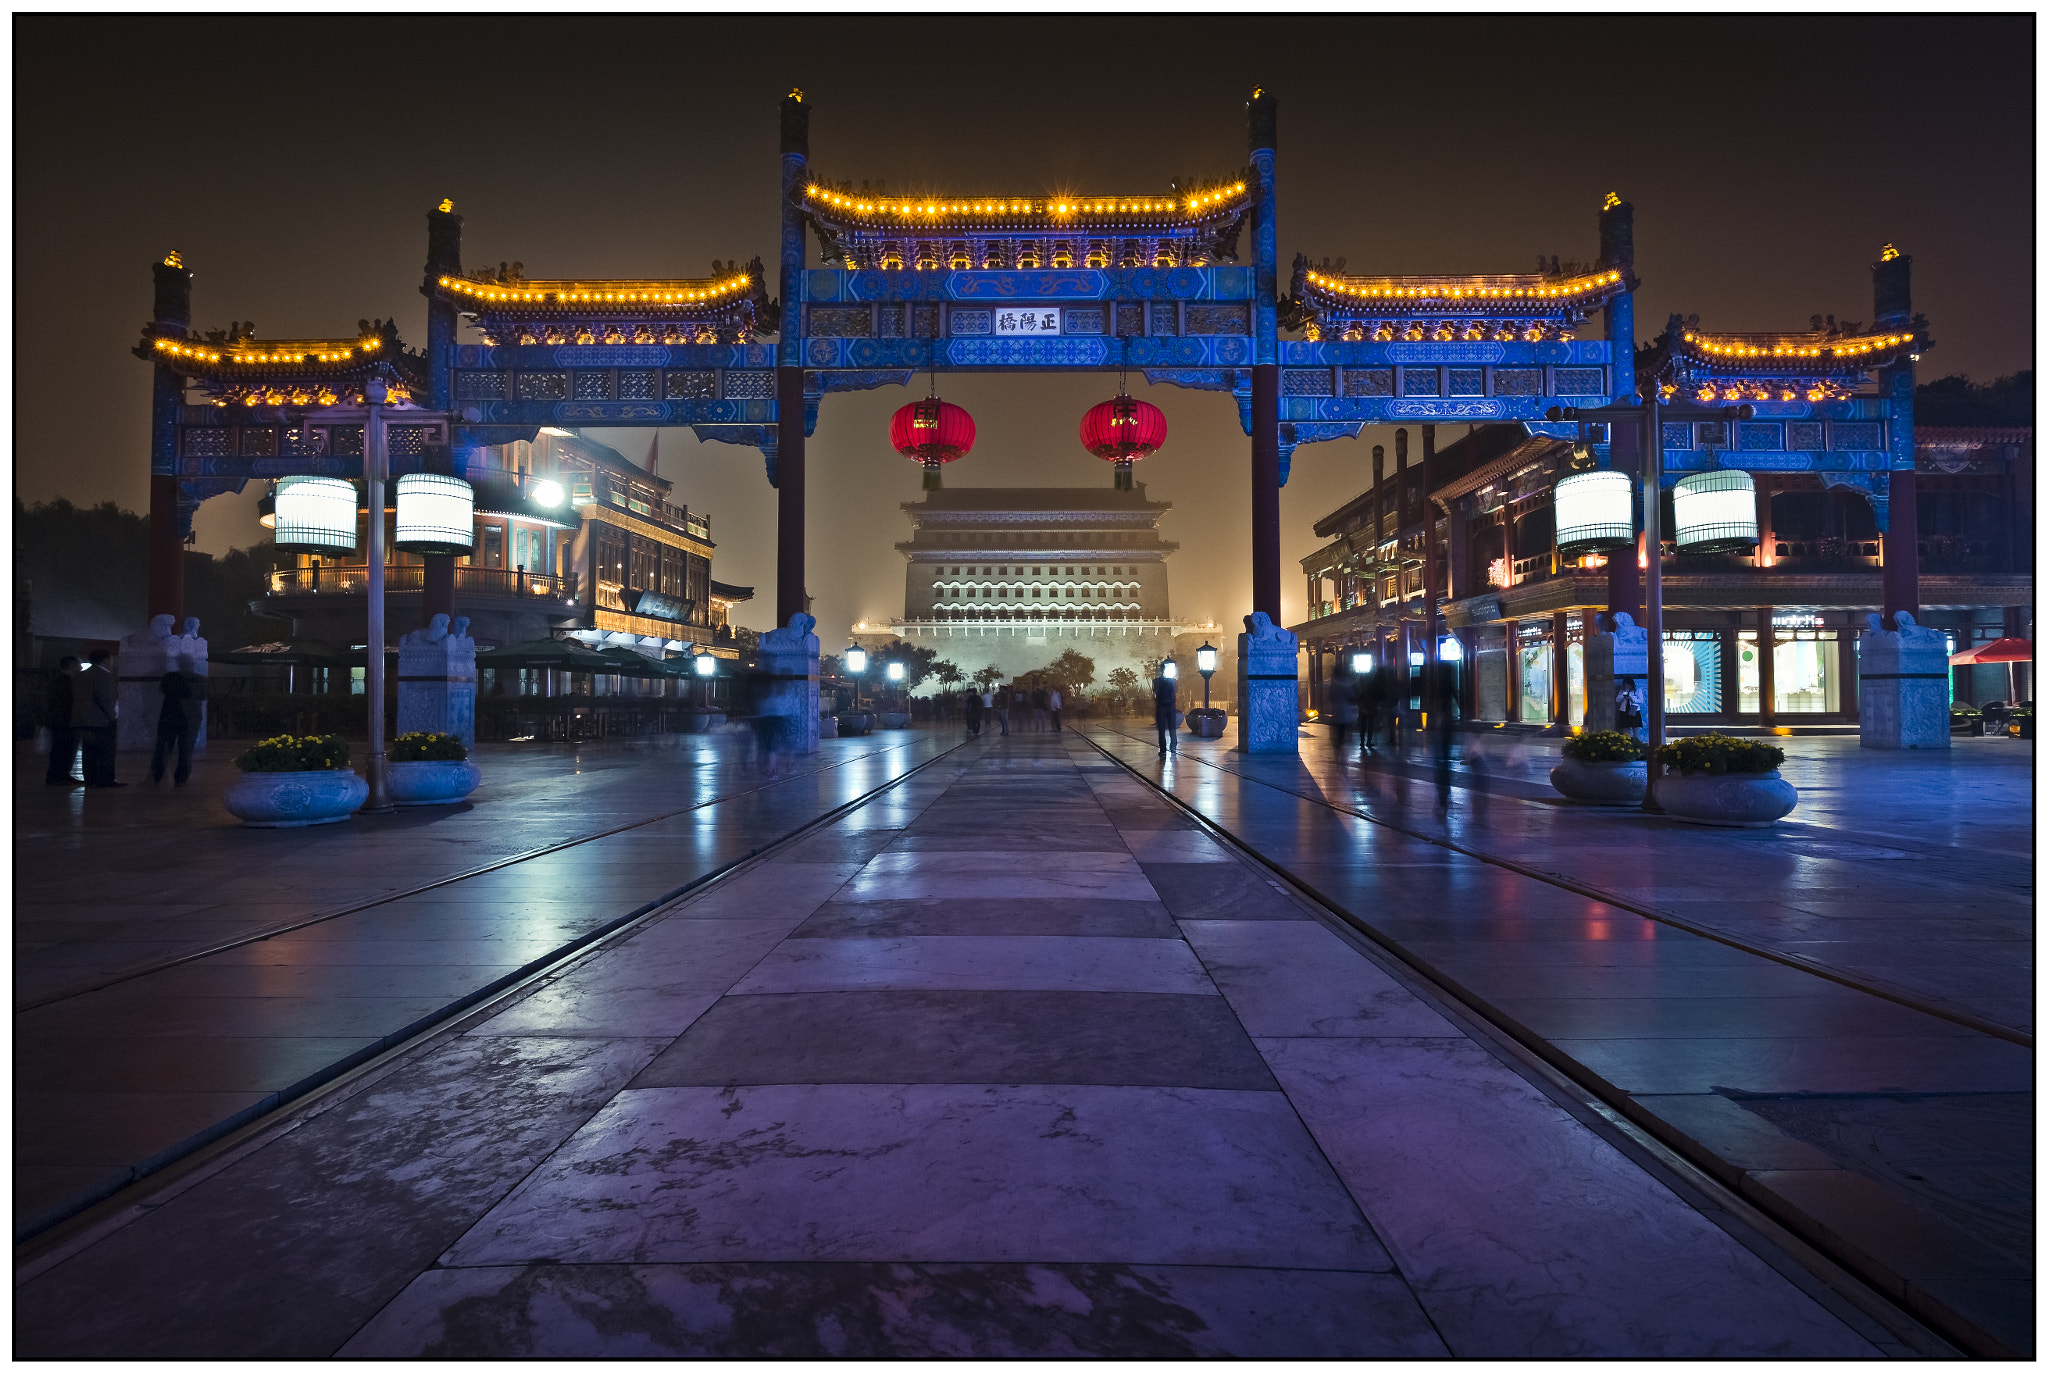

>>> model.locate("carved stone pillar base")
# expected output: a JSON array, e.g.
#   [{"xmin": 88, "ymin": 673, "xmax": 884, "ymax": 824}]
[
  {"xmin": 1858, "ymin": 612, "xmax": 1950, "ymax": 750},
  {"xmin": 397, "ymin": 614, "xmax": 478, "ymax": 751},
  {"xmin": 1234, "ymin": 612, "xmax": 1301, "ymax": 755},
  {"xmin": 759, "ymin": 613, "xmax": 822, "ymax": 755}
]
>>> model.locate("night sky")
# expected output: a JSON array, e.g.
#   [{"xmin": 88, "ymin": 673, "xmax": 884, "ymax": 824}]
[{"xmin": 17, "ymin": 16, "xmax": 2031, "ymax": 642}]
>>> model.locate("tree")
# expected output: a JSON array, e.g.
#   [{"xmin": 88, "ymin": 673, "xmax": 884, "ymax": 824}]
[
  {"xmin": 932, "ymin": 660, "xmax": 964, "ymax": 690},
  {"xmin": 1106, "ymin": 665, "xmax": 1141, "ymax": 714},
  {"xmin": 1047, "ymin": 647, "xmax": 1096, "ymax": 691},
  {"xmin": 973, "ymin": 663, "xmax": 1005, "ymax": 691}
]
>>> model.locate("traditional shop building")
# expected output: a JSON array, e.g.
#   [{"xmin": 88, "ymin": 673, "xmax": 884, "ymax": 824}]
[
  {"xmin": 853, "ymin": 484, "xmax": 1224, "ymax": 688},
  {"xmin": 260, "ymin": 427, "xmax": 749, "ymax": 657},
  {"xmin": 1296, "ymin": 397, "xmax": 2031, "ymax": 729}
]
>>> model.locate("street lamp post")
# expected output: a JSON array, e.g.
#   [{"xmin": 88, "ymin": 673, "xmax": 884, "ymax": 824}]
[
  {"xmin": 362, "ymin": 379, "xmax": 392, "ymax": 812},
  {"xmin": 844, "ymin": 643, "xmax": 867, "ymax": 710},
  {"xmin": 1549, "ymin": 394, "xmax": 1749, "ymax": 811},
  {"xmin": 1196, "ymin": 641, "xmax": 1217, "ymax": 711}
]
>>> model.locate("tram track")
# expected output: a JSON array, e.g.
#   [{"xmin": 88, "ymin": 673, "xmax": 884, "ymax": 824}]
[
  {"xmin": 18, "ymin": 735, "xmax": 944, "ymax": 1014},
  {"xmin": 13, "ymin": 735, "xmax": 968, "ymax": 1252},
  {"xmin": 1088, "ymin": 725, "xmax": 2028, "ymax": 1048},
  {"xmin": 1077, "ymin": 729, "xmax": 1970, "ymax": 1357}
]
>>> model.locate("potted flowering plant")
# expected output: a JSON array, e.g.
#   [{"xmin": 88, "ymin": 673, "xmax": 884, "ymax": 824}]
[
  {"xmin": 386, "ymin": 731, "xmax": 482, "ymax": 807},
  {"xmin": 224, "ymin": 734, "xmax": 367, "ymax": 827},
  {"xmin": 1652, "ymin": 733, "xmax": 1796, "ymax": 827},
  {"xmin": 1550, "ymin": 730, "xmax": 1649, "ymax": 805}
]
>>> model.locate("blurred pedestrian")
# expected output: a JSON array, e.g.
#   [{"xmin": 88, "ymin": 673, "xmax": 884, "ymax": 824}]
[
  {"xmin": 995, "ymin": 685, "xmax": 1012, "ymax": 736},
  {"xmin": 1152, "ymin": 661, "xmax": 1179, "ymax": 756},
  {"xmin": 1048, "ymin": 686, "xmax": 1063, "ymax": 733},
  {"xmin": 964, "ymin": 688, "xmax": 983, "ymax": 738},
  {"xmin": 1328, "ymin": 659, "xmax": 1358, "ymax": 757},
  {"xmin": 1431, "ymin": 676, "xmax": 1459, "ymax": 809},
  {"xmin": 74, "ymin": 649, "xmax": 122, "ymax": 786},
  {"xmin": 1030, "ymin": 686, "xmax": 1050, "ymax": 733},
  {"xmin": 43, "ymin": 656, "xmax": 80, "ymax": 785},
  {"xmin": 149, "ymin": 664, "xmax": 200, "ymax": 786},
  {"xmin": 742, "ymin": 667, "xmax": 789, "ymax": 778},
  {"xmin": 1616, "ymin": 677, "xmax": 1646, "ymax": 742}
]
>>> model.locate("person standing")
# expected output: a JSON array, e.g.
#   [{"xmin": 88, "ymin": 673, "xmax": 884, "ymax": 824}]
[
  {"xmin": 1328, "ymin": 660, "xmax": 1358, "ymax": 757},
  {"xmin": 73, "ymin": 649, "xmax": 122, "ymax": 787},
  {"xmin": 1048, "ymin": 686, "xmax": 1063, "ymax": 733},
  {"xmin": 1030, "ymin": 686, "xmax": 1049, "ymax": 733},
  {"xmin": 963, "ymin": 688, "xmax": 983, "ymax": 739},
  {"xmin": 150, "ymin": 665, "xmax": 199, "ymax": 786},
  {"xmin": 1359, "ymin": 669, "xmax": 1384, "ymax": 752},
  {"xmin": 43, "ymin": 656, "xmax": 80, "ymax": 785},
  {"xmin": 994, "ymin": 685, "xmax": 1012, "ymax": 736},
  {"xmin": 1152, "ymin": 661, "xmax": 1178, "ymax": 756},
  {"xmin": 1616, "ymin": 677, "xmax": 1646, "ymax": 742}
]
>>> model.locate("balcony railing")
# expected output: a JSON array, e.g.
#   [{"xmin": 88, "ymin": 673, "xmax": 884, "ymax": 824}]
[{"xmin": 269, "ymin": 565, "xmax": 568, "ymax": 600}]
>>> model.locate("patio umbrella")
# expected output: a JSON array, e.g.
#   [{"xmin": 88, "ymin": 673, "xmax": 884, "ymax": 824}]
[
  {"xmin": 594, "ymin": 646, "xmax": 688, "ymax": 678},
  {"xmin": 1948, "ymin": 637, "xmax": 2032, "ymax": 703},
  {"xmin": 475, "ymin": 637, "xmax": 616, "ymax": 673},
  {"xmin": 212, "ymin": 638, "xmax": 350, "ymax": 692}
]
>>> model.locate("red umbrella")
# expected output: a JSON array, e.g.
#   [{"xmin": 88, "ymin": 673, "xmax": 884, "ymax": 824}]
[
  {"xmin": 1948, "ymin": 637, "xmax": 2032, "ymax": 704},
  {"xmin": 1947, "ymin": 637, "xmax": 2032, "ymax": 664}
]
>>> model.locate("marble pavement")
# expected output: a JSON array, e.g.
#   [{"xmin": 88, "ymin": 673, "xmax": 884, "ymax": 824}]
[{"xmin": 15, "ymin": 736, "xmax": 1899, "ymax": 1358}]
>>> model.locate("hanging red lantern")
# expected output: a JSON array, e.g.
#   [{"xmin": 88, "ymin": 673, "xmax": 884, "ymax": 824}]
[
  {"xmin": 890, "ymin": 397, "xmax": 976, "ymax": 489},
  {"xmin": 1080, "ymin": 393, "xmax": 1168, "ymax": 490}
]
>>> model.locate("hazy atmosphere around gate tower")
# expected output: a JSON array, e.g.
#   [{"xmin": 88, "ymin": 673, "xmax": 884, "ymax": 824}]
[{"xmin": 15, "ymin": 15, "xmax": 2030, "ymax": 644}]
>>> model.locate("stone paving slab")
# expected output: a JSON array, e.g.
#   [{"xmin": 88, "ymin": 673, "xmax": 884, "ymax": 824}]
[
  {"xmin": 13, "ymin": 735, "xmax": 1898, "ymax": 1357},
  {"xmin": 1086, "ymin": 722, "xmax": 2032, "ymax": 1357},
  {"xmin": 13, "ymin": 729, "xmax": 958, "ymax": 1233}
]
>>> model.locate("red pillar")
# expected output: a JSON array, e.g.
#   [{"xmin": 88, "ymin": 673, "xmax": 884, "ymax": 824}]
[
  {"xmin": 148, "ymin": 473, "xmax": 184, "ymax": 622},
  {"xmin": 1250, "ymin": 365, "xmax": 1281, "ymax": 620},
  {"xmin": 776, "ymin": 367, "xmax": 807, "ymax": 625},
  {"xmin": 1881, "ymin": 468, "xmax": 1920, "ymax": 625},
  {"xmin": 423, "ymin": 555, "xmax": 455, "ymax": 626},
  {"xmin": 1550, "ymin": 609, "xmax": 1570, "ymax": 726},
  {"xmin": 1757, "ymin": 606, "xmax": 1777, "ymax": 730},
  {"xmin": 1503, "ymin": 618, "xmax": 1520, "ymax": 721}
]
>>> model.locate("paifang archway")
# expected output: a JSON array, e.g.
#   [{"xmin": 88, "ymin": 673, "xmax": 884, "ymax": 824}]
[{"xmin": 136, "ymin": 88, "xmax": 1923, "ymax": 755}]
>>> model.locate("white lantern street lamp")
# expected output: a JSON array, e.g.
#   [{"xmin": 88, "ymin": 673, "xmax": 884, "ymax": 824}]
[
  {"xmin": 394, "ymin": 473, "xmax": 476, "ymax": 555},
  {"xmin": 1162, "ymin": 659, "xmax": 1178, "ymax": 679},
  {"xmin": 694, "ymin": 653, "xmax": 717, "ymax": 677},
  {"xmin": 1440, "ymin": 635, "xmax": 1464, "ymax": 662},
  {"xmin": 273, "ymin": 476, "xmax": 358, "ymax": 552},
  {"xmin": 1673, "ymin": 469, "xmax": 1760, "ymax": 553},
  {"xmin": 845, "ymin": 643, "xmax": 867, "ymax": 709},
  {"xmin": 530, "ymin": 479, "xmax": 566, "ymax": 508},
  {"xmin": 1350, "ymin": 650, "xmax": 1373, "ymax": 675},
  {"xmin": 1196, "ymin": 640, "xmax": 1217, "ymax": 711},
  {"xmin": 1553, "ymin": 468, "xmax": 1636, "ymax": 554},
  {"xmin": 886, "ymin": 660, "xmax": 905, "ymax": 682}
]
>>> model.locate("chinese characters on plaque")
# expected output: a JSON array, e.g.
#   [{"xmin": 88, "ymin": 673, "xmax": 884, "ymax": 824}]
[{"xmin": 994, "ymin": 308, "xmax": 1061, "ymax": 336}]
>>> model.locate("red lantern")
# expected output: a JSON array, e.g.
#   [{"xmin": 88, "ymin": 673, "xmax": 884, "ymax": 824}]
[
  {"xmin": 1081, "ymin": 393, "xmax": 1167, "ymax": 490},
  {"xmin": 890, "ymin": 398, "xmax": 976, "ymax": 489}
]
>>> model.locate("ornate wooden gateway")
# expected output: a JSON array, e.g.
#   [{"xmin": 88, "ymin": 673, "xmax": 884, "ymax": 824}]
[{"xmin": 136, "ymin": 89, "xmax": 1926, "ymax": 753}]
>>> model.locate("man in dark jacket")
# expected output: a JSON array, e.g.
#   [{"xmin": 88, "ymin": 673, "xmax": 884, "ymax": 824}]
[
  {"xmin": 73, "ymin": 650, "xmax": 122, "ymax": 786},
  {"xmin": 1152, "ymin": 662, "xmax": 1179, "ymax": 756},
  {"xmin": 150, "ymin": 667, "xmax": 201, "ymax": 785},
  {"xmin": 44, "ymin": 657, "xmax": 79, "ymax": 784}
]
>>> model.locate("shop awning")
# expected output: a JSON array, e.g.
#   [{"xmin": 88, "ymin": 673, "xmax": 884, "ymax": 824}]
[{"xmin": 1949, "ymin": 637, "xmax": 2032, "ymax": 665}]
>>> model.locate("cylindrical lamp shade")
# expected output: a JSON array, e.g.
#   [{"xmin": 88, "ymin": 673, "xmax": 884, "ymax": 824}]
[
  {"xmin": 395, "ymin": 473, "xmax": 475, "ymax": 555},
  {"xmin": 1673, "ymin": 469, "xmax": 1760, "ymax": 552},
  {"xmin": 1553, "ymin": 469, "xmax": 1635, "ymax": 553},
  {"xmin": 273, "ymin": 476, "xmax": 358, "ymax": 552}
]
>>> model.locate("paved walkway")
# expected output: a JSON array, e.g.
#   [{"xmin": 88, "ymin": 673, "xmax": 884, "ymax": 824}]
[
  {"xmin": 16, "ymin": 735, "xmax": 1902, "ymax": 1358},
  {"xmin": 14, "ymin": 727, "xmax": 957, "ymax": 1235},
  {"xmin": 1086, "ymin": 722, "xmax": 2033, "ymax": 1357}
]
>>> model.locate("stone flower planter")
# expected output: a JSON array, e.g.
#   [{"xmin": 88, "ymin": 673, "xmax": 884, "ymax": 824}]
[
  {"xmin": 876, "ymin": 710, "xmax": 911, "ymax": 729},
  {"xmin": 817, "ymin": 713, "xmax": 839, "ymax": 739},
  {"xmin": 224, "ymin": 768, "xmax": 368, "ymax": 828},
  {"xmin": 835, "ymin": 710, "xmax": 874, "ymax": 737},
  {"xmin": 1185, "ymin": 707, "xmax": 1228, "ymax": 739},
  {"xmin": 386, "ymin": 759, "xmax": 482, "ymax": 807},
  {"xmin": 676, "ymin": 710, "xmax": 722, "ymax": 735},
  {"xmin": 1550, "ymin": 757, "xmax": 1647, "ymax": 806},
  {"xmin": 1655, "ymin": 770, "xmax": 1798, "ymax": 828}
]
